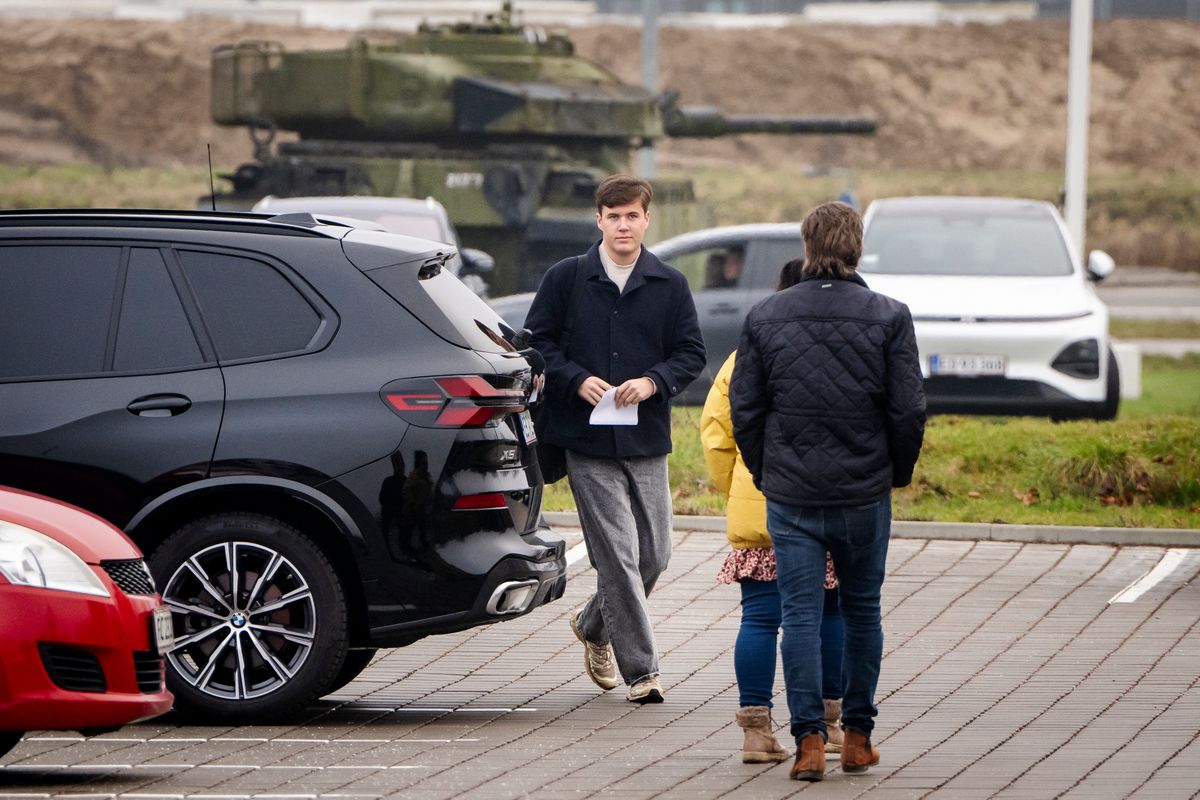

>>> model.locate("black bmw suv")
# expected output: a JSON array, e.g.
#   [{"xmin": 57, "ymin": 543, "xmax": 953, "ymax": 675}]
[{"xmin": 0, "ymin": 209, "xmax": 565, "ymax": 721}]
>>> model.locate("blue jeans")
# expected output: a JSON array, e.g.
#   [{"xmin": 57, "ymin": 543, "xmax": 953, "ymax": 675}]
[
  {"xmin": 767, "ymin": 495, "xmax": 891, "ymax": 742},
  {"xmin": 736, "ymin": 579, "xmax": 844, "ymax": 708}
]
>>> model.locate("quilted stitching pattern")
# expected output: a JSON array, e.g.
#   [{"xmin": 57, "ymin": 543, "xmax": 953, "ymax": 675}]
[{"xmin": 730, "ymin": 278, "xmax": 926, "ymax": 506}]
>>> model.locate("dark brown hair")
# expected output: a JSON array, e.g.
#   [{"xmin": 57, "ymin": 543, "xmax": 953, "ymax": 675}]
[
  {"xmin": 777, "ymin": 257, "xmax": 804, "ymax": 291},
  {"xmin": 800, "ymin": 201, "xmax": 862, "ymax": 279},
  {"xmin": 595, "ymin": 174, "xmax": 653, "ymax": 212}
]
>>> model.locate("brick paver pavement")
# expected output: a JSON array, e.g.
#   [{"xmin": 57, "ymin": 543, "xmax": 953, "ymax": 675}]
[{"xmin": 3, "ymin": 528, "xmax": 1198, "ymax": 799}]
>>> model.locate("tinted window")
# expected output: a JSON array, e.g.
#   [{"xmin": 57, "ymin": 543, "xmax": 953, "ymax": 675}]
[
  {"xmin": 664, "ymin": 242, "xmax": 750, "ymax": 291},
  {"xmin": 178, "ymin": 250, "xmax": 320, "ymax": 360},
  {"xmin": 0, "ymin": 244, "xmax": 120, "ymax": 379},
  {"xmin": 114, "ymin": 249, "xmax": 204, "ymax": 372},
  {"xmin": 415, "ymin": 268, "xmax": 513, "ymax": 353},
  {"xmin": 862, "ymin": 207, "xmax": 1073, "ymax": 276}
]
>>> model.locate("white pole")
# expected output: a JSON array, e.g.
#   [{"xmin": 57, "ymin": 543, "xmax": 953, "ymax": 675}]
[
  {"xmin": 637, "ymin": 0, "xmax": 660, "ymax": 178},
  {"xmin": 1064, "ymin": 0, "xmax": 1093, "ymax": 253}
]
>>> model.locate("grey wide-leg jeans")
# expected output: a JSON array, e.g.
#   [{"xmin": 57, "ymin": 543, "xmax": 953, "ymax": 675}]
[{"xmin": 566, "ymin": 450, "xmax": 672, "ymax": 685}]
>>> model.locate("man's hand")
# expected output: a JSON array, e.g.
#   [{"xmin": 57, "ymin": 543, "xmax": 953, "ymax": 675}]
[
  {"xmin": 577, "ymin": 376, "xmax": 613, "ymax": 406},
  {"xmin": 614, "ymin": 377, "xmax": 656, "ymax": 408}
]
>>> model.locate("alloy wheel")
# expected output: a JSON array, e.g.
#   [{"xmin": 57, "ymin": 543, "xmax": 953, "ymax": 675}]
[{"xmin": 161, "ymin": 541, "xmax": 317, "ymax": 700}]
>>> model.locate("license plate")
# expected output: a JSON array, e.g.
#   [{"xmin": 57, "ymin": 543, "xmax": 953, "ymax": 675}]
[
  {"xmin": 151, "ymin": 605, "xmax": 175, "ymax": 655},
  {"xmin": 930, "ymin": 353, "xmax": 1006, "ymax": 376},
  {"xmin": 517, "ymin": 409, "xmax": 537, "ymax": 445}
]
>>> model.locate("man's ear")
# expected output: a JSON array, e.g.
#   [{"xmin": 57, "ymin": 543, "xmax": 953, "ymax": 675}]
[
  {"xmin": 644, "ymin": 209, "xmax": 651, "ymax": 225},
  {"xmin": 596, "ymin": 211, "xmax": 603, "ymax": 231}
]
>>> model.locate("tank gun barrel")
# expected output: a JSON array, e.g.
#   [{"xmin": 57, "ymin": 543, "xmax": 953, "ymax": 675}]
[{"xmin": 663, "ymin": 105, "xmax": 876, "ymax": 138}]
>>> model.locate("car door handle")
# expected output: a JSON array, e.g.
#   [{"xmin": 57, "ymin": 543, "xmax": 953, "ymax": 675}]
[
  {"xmin": 709, "ymin": 303, "xmax": 742, "ymax": 315},
  {"xmin": 127, "ymin": 394, "xmax": 192, "ymax": 417}
]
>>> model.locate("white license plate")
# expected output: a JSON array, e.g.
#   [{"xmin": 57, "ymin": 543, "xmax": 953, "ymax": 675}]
[
  {"xmin": 151, "ymin": 605, "xmax": 175, "ymax": 655},
  {"xmin": 929, "ymin": 353, "xmax": 1007, "ymax": 376},
  {"xmin": 517, "ymin": 409, "xmax": 537, "ymax": 445}
]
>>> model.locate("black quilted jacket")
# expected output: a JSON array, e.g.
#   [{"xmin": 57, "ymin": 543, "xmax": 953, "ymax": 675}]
[{"xmin": 729, "ymin": 272, "xmax": 926, "ymax": 507}]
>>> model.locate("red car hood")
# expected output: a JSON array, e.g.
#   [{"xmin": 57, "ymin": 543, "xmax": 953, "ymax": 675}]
[{"xmin": 0, "ymin": 486, "xmax": 142, "ymax": 564}]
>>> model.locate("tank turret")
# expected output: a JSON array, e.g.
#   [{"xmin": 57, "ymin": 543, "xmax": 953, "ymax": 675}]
[{"xmin": 210, "ymin": 3, "xmax": 875, "ymax": 295}]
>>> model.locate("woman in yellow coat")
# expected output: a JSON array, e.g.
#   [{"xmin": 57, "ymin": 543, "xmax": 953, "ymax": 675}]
[{"xmin": 701, "ymin": 262, "xmax": 845, "ymax": 764}]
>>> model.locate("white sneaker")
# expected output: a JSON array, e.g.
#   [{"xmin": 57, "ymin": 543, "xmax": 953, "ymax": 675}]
[
  {"xmin": 627, "ymin": 675, "xmax": 664, "ymax": 704},
  {"xmin": 570, "ymin": 607, "xmax": 617, "ymax": 691}
]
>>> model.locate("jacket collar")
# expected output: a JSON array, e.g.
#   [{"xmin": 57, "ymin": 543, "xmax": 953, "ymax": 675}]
[
  {"xmin": 798, "ymin": 270, "xmax": 870, "ymax": 289},
  {"xmin": 587, "ymin": 240, "xmax": 670, "ymax": 293}
]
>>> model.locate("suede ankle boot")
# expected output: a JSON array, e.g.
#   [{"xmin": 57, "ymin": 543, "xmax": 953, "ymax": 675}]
[
  {"xmin": 823, "ymin": 699, "xmax": 844, "ymax": 754},
  {"xmin": 789, "ymin": 732, "xmax": 826, "ymax": 781},
  {"xmin": 735, "ymin": 706, "xmax": 789, "ymax": 763},
  {"xmin": 841, "ymin": 727, "xmax": 881, "ymax": 773}
]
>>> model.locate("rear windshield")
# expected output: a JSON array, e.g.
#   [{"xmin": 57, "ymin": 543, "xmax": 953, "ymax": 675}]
[
  {"xmin": 861, "ymin": 206, "xmax": 1073, "ymax": 277},
  {"xmin": 370, "ymin": 262, "xmax": 512, "ymax": 354}
]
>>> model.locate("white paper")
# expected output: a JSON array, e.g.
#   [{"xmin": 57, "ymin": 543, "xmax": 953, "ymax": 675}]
[{"xmin": 589, "ymin": 387, "xmax": 639, "ymax": 426}]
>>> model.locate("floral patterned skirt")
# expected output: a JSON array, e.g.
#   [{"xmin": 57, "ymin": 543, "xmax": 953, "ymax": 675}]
[{"xmin": 718, "ymin": 547, "xmax": 838, "ymax": 589}]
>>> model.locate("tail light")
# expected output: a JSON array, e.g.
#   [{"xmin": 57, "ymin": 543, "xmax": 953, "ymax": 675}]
[
  {"xmin": 453, "ymin": 492, "xmax": 509, "ymax": 511},
  {"xmin": 383, "ymin": 375, "xmax": 526, "ymax": 428}
]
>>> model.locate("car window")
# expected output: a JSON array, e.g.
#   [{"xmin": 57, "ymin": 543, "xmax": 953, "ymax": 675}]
[
  {"xmin": 0, "ymin": 244, "xmax": 121, "ymax": 380},
  {"xmin": 665, "ymin": 242, "xmax": 750, "ymax": 291},
  {"xmin": 114, "ymin": 249, "xmax": 205, "ymax": 372},
  {"xmin": 374, "ymin": 214, "xmax": 448, "ymax": 243},
  {"xmin": 862, "ymin": 208, "xmax": 1073, "ymax": 276},
  {"xmin": 177, "ymin": 250, "xmax": 321, "ymax": 361},
  {"xmin": 747, "ymin": 239, "xmax": 804, "ymax": 290}
]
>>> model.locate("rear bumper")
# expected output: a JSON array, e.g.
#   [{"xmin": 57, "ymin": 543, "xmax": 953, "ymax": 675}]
[
  {"xmin": 367, "ymin": 527, "xmax": 567, "ymax": 647},
  {"xmin": 0, "ymin": 588, "xmax": 173, "ymax": 734}
]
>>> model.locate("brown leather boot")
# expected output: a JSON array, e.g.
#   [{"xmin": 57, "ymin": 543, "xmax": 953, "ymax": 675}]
[
  {"xmin": 789, "ymin": 732, "xmax": 826, "ymax": 781},
  {"xmin": 735, "ymin": 706, "xmax": 789, "ymax": 764},
  {"xmin": 824, "ymin": 699, "xmax": 844, "ymax": 754},
  {"xmin": 841, "ymin": 727, "xmax": 881, "ymax": 773}
]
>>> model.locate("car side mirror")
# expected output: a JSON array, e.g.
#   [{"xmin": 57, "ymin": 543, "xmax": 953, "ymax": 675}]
[
  {"xmin": 1087, "ymin": 250, "xmax": 1115, "ymax": 282},
  {"xmin": 460, "ymin": 248, "xmax": 495, "ymax": 274}
]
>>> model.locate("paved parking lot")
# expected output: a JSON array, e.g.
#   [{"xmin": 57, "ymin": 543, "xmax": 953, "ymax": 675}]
[{"xmin": 3, "ymin": 527, "xmax": 1199, "ymax": 799}]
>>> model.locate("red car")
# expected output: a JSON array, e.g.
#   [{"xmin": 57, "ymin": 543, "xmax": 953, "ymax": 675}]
[{"xmin": 0, "ymin": 487, "xmax": 174, "ymax": 759}]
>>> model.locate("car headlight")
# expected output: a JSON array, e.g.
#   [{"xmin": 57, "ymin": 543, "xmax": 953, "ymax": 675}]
[
  {"xmin": 0, "ymin": 520, "xmax": 111, "ymax": 597},
  {"xmin": 1051, "ymin": 338, "xmax": 1101, "ymax": 379}
]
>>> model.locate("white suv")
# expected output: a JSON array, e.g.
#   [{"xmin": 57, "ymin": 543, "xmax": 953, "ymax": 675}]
[{"xmin": 861, "ymin": 196, "xmax": 1118, "ymax": 420}]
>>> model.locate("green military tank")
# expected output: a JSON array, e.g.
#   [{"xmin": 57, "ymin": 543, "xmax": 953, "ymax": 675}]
[{"xmin": 210, "ymin": 3, "xmax": 874, "ymax": 295}]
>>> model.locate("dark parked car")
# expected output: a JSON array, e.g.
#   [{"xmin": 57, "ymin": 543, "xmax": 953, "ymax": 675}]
[
  {"xmin": 489, "ymin": 224, "xmax": 804, "ymax": 405},
  {"xmin": 0, "ymin": 209, "xmax": 565, "ymax": 722}
]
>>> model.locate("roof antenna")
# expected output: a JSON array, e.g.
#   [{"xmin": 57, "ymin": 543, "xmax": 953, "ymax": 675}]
[{"xmin": 206, "ymin": 143, "xmax": 217, "ymax": 211}]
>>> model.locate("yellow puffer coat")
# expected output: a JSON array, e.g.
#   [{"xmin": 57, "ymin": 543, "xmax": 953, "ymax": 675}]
[{"xmin": 700, "ymin": 351, "xmax": 770, "ymax": 550}]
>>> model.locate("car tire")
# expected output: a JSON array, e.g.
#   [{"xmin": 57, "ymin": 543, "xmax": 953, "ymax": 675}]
[
  {"xmin": 1095, "ymin": 349, "xmax": 1121, "ymax": 421},
  {"xmin": 0, "ymin": 732, "xmax": 21, "ymax": 759},
  {"xmin": 325, "ymin": 648, "xmax": 379, "ymax": 694},
  {"xmin": 149, "ymin": 513, "xmax": 348, "ymax": 723}
]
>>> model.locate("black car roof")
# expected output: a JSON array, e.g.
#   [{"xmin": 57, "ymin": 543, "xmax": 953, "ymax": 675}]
[{"xmin": 0, "ymin": 208, "xmax": 349, "ymax": 238}]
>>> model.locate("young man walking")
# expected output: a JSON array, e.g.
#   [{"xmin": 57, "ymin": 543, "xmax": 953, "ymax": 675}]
[
  {"xmin": 526, "ymin": 174, "xmax": 706, "ymax": 703},
  {"xmin": 730, "ymin": 201, "xmax": 925, "ymax": 779}
]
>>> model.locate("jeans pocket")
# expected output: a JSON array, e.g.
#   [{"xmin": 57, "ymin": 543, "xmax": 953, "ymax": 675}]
[{"xmin": 844, "ymin": 501, "xmax": 886, "ymax": 549}]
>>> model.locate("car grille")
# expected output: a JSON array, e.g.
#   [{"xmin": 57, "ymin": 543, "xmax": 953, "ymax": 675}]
[
  {"xmin": 100, "ymin": 558, "xmax": 157, "ymax": 595},
  {"xmin": 133, "ymin": 652, "xmax": 165, "ymax": 693},
  {"xmin": 38, "ymin": 644, "xmax": 106, "ymax": 693}
]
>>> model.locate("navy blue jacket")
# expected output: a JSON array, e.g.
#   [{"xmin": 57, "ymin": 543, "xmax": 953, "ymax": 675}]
[
  {"xmin": 730, "ymin": 272, "xmax": 926, "ymax": 506},
  {"xmin": 526, "ymin": 241, "xmax": 706, "ymax": 458}
]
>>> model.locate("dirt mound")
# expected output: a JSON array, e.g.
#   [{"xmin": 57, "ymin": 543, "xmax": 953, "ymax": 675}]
[{"xmin": 0, "ymin": 17, "xmax": 1197, "ymax": 173}]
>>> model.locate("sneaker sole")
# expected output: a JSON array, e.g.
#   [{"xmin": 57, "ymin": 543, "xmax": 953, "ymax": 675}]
[
  {"xmin": 570, "ymin": 611, "xmax": 617, "ymax": 691},
  {"xmin": 628, "ymin": 688, "xmax": 664, "ymax": 704}
]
